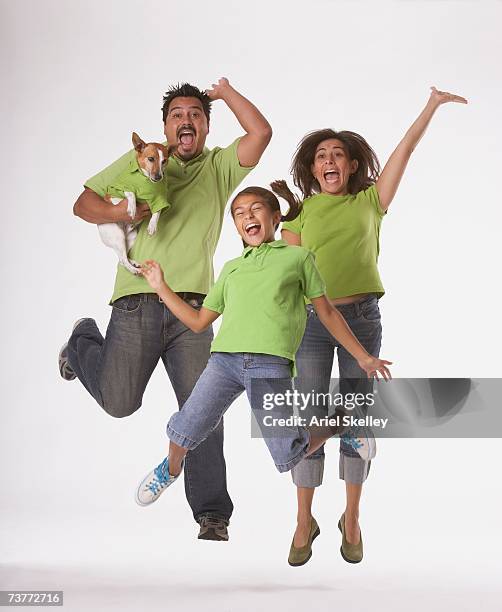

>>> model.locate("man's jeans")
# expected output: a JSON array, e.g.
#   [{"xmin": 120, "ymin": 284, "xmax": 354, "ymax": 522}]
[
  {"xmin": 291, "ymin": 294, "xmax": 382, "ymax": 486},
  {"xmin": 66, "ymin": 292, "xmax": 233, "ymax": 523},
  {"xmin": 167, "ymin": 352, "xmax": 310, "ymax": 473}
]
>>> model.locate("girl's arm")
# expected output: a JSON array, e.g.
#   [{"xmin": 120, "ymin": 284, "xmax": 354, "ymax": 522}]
[
  {"xmin": 281, "ymin": 229, "xmax": 301, "ymax": 246},
  {"xmin": 376, "ymin": 86, "xmax": 467, "ymax": 212},
  {"xmin": 141, "ymin": 260, "xmax": 220, "ymax": 333},
  {"xmin": 311, "ymin": 295, "xmax": 392, "ymax": 379}
]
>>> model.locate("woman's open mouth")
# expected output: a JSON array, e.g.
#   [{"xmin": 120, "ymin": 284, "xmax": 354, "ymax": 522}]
[{"xmin": 324, "ymin": 170, "xmax": 340, "ymax": 183}]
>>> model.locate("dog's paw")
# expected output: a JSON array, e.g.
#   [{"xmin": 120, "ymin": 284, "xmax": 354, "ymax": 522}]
[{"xmin": 120, "ymin": 259, "xmax": 141, "ymax": 275}]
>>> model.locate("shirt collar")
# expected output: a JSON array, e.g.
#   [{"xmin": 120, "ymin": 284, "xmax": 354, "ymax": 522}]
[
  {"xmin": 242, "ymin": 239, "xmax": 288, "ymax": 258},
  {"xmin": 173, "ymin": 146, "xmax": 210, "ymax": 167}
]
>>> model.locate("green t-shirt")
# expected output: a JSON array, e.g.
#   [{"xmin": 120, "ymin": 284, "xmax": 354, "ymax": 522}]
[
  {"xmin": 281, "ymin": 185, "xmax": 385, "ymax": 300},
  {"xmin": 85, "ymin": 137, "xmax": 254, "ymax": 303},
  {"xmin": 105, "ymin": 156, "xmax": 171, "ymax": 214},
  {"xmin": 202, "ymin": 239, "xmax": 326, "ymax": 376}
]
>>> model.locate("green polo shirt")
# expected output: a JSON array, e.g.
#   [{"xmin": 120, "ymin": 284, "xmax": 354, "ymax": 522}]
[
  {"xmin": 202, "ymin": 239, "xmax": 326, "ymax": 376},
  {"xmin": 84, "ymin": 137, "xmax": 254, "ymax": 303},
  {"xmin": 106, "ymin": 156, "xmax": 171, "ymax": 214},
  {"xmin": 281, "ymin": 185, "xmax": 385, "ymax": 300}
]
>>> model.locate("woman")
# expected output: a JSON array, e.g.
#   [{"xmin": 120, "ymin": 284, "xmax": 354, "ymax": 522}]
[{"xmin": 280, "ymin": 86, "xmax": 467, "ymax": 566}]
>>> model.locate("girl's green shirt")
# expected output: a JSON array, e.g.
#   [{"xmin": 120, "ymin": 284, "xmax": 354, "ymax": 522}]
[
  {"xmin": 281, "ymin": 185, "xmax": 386, "ymax": 300},
  {"xmin": 203, "ymin": 240, "xmax": 326, "ymax": 376}
]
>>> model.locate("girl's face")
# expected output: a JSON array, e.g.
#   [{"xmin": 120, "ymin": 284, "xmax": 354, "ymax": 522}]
[
  {"xmin": 231, "ymin": 194, "xmax": 282, "ymax": 247},
  {"xmin": 311, "ymin": 138, "xmax": 358, "ymax": 195}
]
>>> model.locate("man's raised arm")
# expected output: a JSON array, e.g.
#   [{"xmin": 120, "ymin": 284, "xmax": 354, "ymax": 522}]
[{"xmin": 206, "ymin": 77, "xmax": 272, "ymax": 168}]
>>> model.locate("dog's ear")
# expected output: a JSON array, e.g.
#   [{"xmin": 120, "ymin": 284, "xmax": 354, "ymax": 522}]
[
  {"xmin": 132, "ymin": 132, "xmax": 146, "ymax": 153},
  {"xmin": 160, "ymin": 143, "xmax": 176, "ymax": 158}
]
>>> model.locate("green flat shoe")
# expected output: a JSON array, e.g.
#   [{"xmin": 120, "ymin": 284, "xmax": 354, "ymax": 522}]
[
  {"xmin": 338, "ymin": 513, "xmax": 363, "ymax": 563},
  {"xmin": 288, "ymin": 517, "xmax": 320, "ymax": 567}
]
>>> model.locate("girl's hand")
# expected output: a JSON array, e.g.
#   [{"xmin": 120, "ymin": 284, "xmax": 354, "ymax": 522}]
[
  {"xmin": 429, "ymin": 85, "xmax": 468, "ymax": 107},
  {"xmin": 206, "ymin": 77, "xmax": 232, "ymax": 101},
  {"xmin": 357, "ymin": 356, "xmax": 393, "ymax": 380},
  {"xmin": 140, "ymin": 259, "xmax": 165, "ymax": 291}
]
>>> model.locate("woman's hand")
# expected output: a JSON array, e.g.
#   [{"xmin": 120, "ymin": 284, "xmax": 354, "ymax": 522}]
[
  {"xmin": 429, "ymin": 85, "xmax": 468, "ymax": 108},
  {"xmin": 140, "ymin": 259, "xmax": 165, "ymax": 292},
  {"xmin": 206, "ymin": 77, "xmax": 232, "ymax": 101},
  {"xmin": 357, "ymin": 355, "xmax": 393, "ymax": 380}
]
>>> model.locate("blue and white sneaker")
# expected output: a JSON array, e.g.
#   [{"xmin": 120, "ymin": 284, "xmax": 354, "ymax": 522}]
[
  {"xmin": 135, "ymin": 457, "xmax": 183, "ymax": 506},
  {"xmin": 341, "ymin": 429, "xmax": 376, "ymax": 461}
]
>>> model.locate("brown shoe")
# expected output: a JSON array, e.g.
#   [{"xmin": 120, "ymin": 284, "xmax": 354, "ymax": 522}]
[
  {"xmin": 288, "ymin": 517, "xmax": 320, "ymax": 567},
  {"xmin": 197, "ymin": 516, "xmax": 229, "ymax": 541},
  {"xmin": 338, "ymin": 513, "xmax": 363, "ymax": 563}
]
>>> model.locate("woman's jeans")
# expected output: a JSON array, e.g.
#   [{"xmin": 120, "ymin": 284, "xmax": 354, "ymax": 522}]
[
  {"xmin": 167, "ymin": 352, "xmax": 310, "ymax": 473},
  {"xmin": 291, "ymin": 294, "xmax": 382, "ymax": 486}
]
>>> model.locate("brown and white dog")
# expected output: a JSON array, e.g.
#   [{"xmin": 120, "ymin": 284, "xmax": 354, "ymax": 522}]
[{"xmin": 98, "ymin": 132, "xmax": 173, "ymax": 274}]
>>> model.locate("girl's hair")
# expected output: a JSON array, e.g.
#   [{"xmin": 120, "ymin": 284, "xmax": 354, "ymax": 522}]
[
  {"xmin": 230, "ymin": 184, "xmax": 302, "ymax": 225},
  {"xmin": 291, "ymin": 128, "xmax": 381, "ymax": 198},
  {"xmin": 230, "ymin": 184, "xmax": 302, "ymax": 247}
]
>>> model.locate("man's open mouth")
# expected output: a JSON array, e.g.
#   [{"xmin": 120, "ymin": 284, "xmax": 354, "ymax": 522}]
[
  {"xmin": 244, "ymin": 222, "xmax": 261, "ymax": 236},
  {"xmin": 178, "ymin": 128, "xmax": 196, "ymax": 147},
  {"xmin": 324, "ymin": 170, "xmax": 340, "ymax": 183}
]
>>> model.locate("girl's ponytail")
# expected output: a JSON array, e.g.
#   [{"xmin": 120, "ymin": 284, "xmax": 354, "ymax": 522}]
[{"xmin": 270, "ymin": 180, "xmax": 302, "ymax": 222}]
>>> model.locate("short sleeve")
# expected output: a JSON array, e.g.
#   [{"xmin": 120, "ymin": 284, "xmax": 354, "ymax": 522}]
[
  {"xmin": 202, "ymin": 261, "xmax": 236, "ymax": 314},
  {"xmin": 364, "ymin": 184, "xmax": 386, "ymax": 217},
  {"xmin": 212, "ymin": 137, "xmax": 256, "ymax": 200},
  {"xmin": 281, "ymin": 209, "xmax": 303, "ymax": 236},
  {"xmin": 300, "ymin": 251, "xmax": 326, "ymax": 299},
  {"xmin": 147, "ymin": 182, "xmax": 171, "ymax": 214},
  {"xmin": 84, "ymin": 148, "xmax": 137, "ymax": 198}
]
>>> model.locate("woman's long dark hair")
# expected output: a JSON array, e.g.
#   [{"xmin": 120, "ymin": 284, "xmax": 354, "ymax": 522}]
[{"xmin": 291, "ymin": 128, "xmax": 381, "ymax": 198}]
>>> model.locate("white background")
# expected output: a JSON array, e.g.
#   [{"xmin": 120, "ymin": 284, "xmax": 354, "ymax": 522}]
[{"xmin": 1, "ymin": 0, "xmax": 501, "ymax": 610}]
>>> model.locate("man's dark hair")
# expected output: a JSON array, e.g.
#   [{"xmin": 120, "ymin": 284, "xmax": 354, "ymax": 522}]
[{"xmin": 161, "ymin": 83, "xmax": 212, "ymax": 124}]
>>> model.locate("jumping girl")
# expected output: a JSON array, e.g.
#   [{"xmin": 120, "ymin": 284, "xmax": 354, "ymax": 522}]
[{"xmin": 134, "ymin": 185, "xmax": 392, "ymax": 524}]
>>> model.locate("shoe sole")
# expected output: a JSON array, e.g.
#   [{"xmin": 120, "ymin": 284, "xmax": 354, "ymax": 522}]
[
  {"xmin": 288, "ymin": 527, "xmax": 320, "ymax": 567},
  {"xmin": 338, "ymin": 520, "xmax": 362, "ymax": 564}
]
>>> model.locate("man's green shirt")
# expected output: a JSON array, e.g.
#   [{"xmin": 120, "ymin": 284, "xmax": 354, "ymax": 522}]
[{"xmin": 85, "ymin": 137, "xmax": 254, "ymax": 303}]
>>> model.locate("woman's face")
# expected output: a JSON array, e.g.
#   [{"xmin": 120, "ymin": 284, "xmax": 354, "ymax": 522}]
[
  {"xmin": 311, "ymin": 138, "xmax": 358, "ymax": 195},
  {"xmin": 231, "ymin": 194, "xmax": 282, "ymax": 247}
]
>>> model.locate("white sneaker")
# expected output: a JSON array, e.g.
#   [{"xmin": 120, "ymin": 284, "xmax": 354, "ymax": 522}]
[
  {"xmin": 341, "ymin": 429, "xmax": 377, "ymax": 461},
  {"xmin": 135, "ymin": 457, "xmax": 183, "ymax": 506}
]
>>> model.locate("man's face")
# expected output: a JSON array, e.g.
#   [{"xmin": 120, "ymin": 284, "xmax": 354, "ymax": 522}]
[{"xmin": 163, "ymin": 97, "xmax": 209, "ymax": 160}]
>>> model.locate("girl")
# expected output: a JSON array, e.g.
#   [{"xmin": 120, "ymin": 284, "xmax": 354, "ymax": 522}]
[
  {"xmin": 280, "ymin": 86, "xmax": 467, "ymax": 566},
  {"xmin": 134, "ymin": 186, "xmax": 392, "ymax": 524}
]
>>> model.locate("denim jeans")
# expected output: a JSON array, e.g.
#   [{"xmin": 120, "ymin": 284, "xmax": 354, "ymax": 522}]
[
  {"xmin": 66, "ymin": 292, "xmax": 233, "ymax": 522},
  {"xmin": 291, "ymin": 294, "xmax": 382, "ymax": 486},
  {"xmin": 167, "ymin": 352, "xmax": 310, "ymax": 473}
]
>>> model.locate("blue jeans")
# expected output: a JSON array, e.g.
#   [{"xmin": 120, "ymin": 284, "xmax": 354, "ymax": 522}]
[
  {"xmin": 167, "ymin": 352, "xmax": 310, "ymax": 473},
  {"xmin": 291, "ymin": 294, "xmax": 382, "ymax": 486},
  {"xmin": 66, "ymin": 292, "xmax": 233, "ymax": 523}
]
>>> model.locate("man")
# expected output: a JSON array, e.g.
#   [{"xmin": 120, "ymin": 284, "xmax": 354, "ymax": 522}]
[{"xmin": 59, "ymin": 78, "xmax": 272, "ymax": 541}]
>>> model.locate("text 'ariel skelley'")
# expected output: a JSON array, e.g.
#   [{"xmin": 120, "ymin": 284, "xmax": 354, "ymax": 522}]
[{"xmin": 261, "ymin": 415, "xmax": 389, "ymax": 429}]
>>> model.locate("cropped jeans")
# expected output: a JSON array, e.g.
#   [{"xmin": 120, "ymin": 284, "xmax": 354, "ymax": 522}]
[{"xmin": 291, "ymin": 294, "xmax": 382, "ymax": 486}]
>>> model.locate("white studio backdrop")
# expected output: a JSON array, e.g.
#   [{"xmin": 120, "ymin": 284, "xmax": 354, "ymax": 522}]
[{"xmin": 1, "ymin": 1, "xmax": 501, "ymax": 611}]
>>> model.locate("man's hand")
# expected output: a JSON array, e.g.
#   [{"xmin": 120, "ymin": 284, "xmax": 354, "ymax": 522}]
[
  {"xmin": 206, "ymin": 77, "xmax": 233, "ymax": 101},
  {"xmin": 104, "ymin": 195, "xmax": 151, "ymax": 224}
]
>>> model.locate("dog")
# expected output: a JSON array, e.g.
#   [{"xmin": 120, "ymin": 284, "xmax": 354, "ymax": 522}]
[{"xmin": 98, "ymin": 132, "xmax": 174, "ymax": 274}]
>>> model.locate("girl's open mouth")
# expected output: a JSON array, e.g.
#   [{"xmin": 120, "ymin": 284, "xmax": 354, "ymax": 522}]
[{"xmin": 245, "ymin": 222, "xmax": 261, "ymax": 236}]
